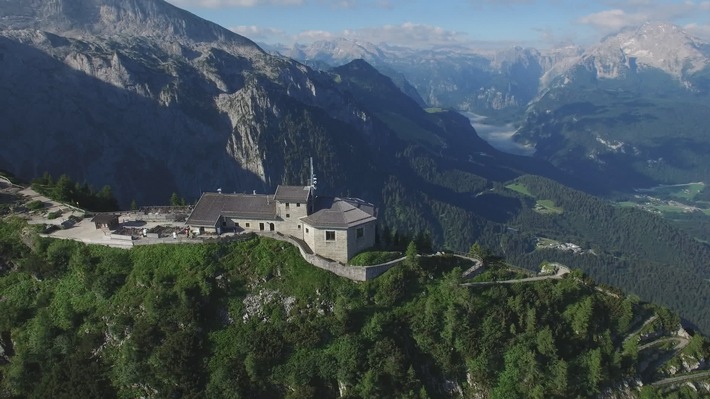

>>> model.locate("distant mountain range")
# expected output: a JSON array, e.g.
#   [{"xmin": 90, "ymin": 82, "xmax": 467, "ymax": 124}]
[
  {"xmin": 269, "ymin": 39, "xmax": 582, "ymax": 118},
  {"xmin": 516, "ymin": 23, "xmax": 710, "ymax": 189},
  {"xmin": 270, "ymin": 22, "xmax": 710, "ymax": 190}
]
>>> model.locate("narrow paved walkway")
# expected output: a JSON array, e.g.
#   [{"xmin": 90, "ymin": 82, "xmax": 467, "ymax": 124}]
[
  {"xmin": 639, "ymin": 337, "xmax": 688, "ymax": 351},
  {"xmin": 461, "ymin": 264, "xmax": 569, "ymax": 287},
  {"xmin": 623, "ymin": 315, "xmax": 659, "ymax": 343},
  {"xmin": 639, "ymin": 331, "xmax": 691, "ymax": 375},
  {"xmin": 651, "ymin": 370, "xmax": 710, "ymax": 387}
]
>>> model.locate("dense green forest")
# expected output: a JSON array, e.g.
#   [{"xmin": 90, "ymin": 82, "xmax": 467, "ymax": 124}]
[
  {"xmin": 31, "ymin": 173, "xmax": 118, "ymax": 212},
  {"xmin": 499, "ymin": 175, "xmax": 710, "ymax": 333},
  {"xmin": 1, "ymin": 218, "xmax": 708, "ymax": 398}
]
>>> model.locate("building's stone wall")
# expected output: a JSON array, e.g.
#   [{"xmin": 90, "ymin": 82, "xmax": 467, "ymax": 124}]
[
  {"xmin": 278, "ymin": 219, "xmax": 305, "ymax": 239},
  {"xmin": 309, "ymin": 227, "xmax": 349, "ymax": 263},
  {"xmin": 275, "ymin": 200, "xmax": 309, "ymax": 238},
  {"xmin": 346, "ymin": 220, "xmax": 377, "ymax": 260},
  {"xmin": 303, "ymin": 223, "xmax": 316, "ymax": 254},
  {"xmin": 223, "ymin": 217, "xmax": 277, "ymax": 233},
  {"xmin": 213, "ymin": 216, "xmax": 304, "ymax": 238},
  {"xmin": 276, "ymin": 201, "xmax": 308, "ymax": 220}
]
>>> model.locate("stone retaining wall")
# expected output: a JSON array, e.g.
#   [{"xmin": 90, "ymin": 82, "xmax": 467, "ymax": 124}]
[
  {"xmin": 258, "ymin": 232, "xmax": 404, "ymax": 281},
  {"xmin": 110, "ymin": 234, "xmax": 134, "ymax": 242}
]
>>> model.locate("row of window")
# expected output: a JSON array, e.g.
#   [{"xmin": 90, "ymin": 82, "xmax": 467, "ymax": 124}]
[
  {"xmin": 219, "ymin": 219, "xmax": 365, "ymax": 242},
  {"xmin": 324, "ymin": 227, "xmax": 364, "ymax": 241},
  {"xmin": 284, "ymin": 202, "xmax": 301, "ymax": 209}
]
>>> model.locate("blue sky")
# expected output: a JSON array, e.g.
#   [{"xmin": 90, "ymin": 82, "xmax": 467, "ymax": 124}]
[{"xmin": 166, "ymin": 0, "xmax": 710, "ymax": 48}]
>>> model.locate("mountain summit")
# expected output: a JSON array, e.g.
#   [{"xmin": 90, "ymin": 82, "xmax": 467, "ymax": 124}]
[
  {"xmin": 515, "ymin": 22, "xmax": 710, "ymax": 192},
  {"xmin": 0, "ymin": 0, "xmax": 261, "ymax": 52},
  {"xmin": 559, "ymin": 22, "xmax": 709, "ymax": 83}
]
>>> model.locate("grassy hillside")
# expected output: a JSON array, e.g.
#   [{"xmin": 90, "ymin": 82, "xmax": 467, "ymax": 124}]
[{"xmin": 0, "ymin": 218, "xmax": 708, "ymax": 398}]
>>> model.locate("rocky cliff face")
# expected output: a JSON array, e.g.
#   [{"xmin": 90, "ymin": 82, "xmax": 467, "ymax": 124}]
[{"xmin": 0, "ymin": 0, "xmax": 385, "ymax": 205}]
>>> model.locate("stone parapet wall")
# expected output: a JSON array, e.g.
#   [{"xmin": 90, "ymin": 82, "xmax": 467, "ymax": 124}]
[
  {"xmin": 257, "ymin": 232, "xmax": 403, "ymax": 281},
  {"xmin": 110, "ymin": 234, "xmax": 134, "ymax": 242}
]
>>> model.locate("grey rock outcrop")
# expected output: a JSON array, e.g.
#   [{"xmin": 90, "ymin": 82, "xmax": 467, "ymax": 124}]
[{"xmin": 0, "ymin": 0, "xmax": 380, "ymax": 206}]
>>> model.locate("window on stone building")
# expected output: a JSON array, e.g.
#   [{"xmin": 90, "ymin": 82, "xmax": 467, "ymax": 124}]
[
  {"xmin": 296, "ymin": 203, "xmax": 300, "ymax": 207},
  {"xmin": 285, "ymin": 203, "xmax": 290, "ymax": 209},
  {"xmin": 245, "ymin": 223, "xmax": 250, "ymax": 228},
  {"xmin": 298, "ymin": 224, "xmax": 301, "ymax": 229},
  {"xmin": 286, "ymin": 213, "xmax": 290, "ymax": 218},
  {"xmin": 306, "ymin": 228, "xmax": 309, "ymax": 233},
  {"xmin": 325, "ymin": 230, "xmax": 335, "ymax": 241}
]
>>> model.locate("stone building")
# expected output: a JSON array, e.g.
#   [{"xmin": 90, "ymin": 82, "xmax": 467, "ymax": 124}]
[
  {"xmin": 185, "ymin": 185, "xmax": 376, "ymax": 263},
  {"xmin": 302, "ymin": 197, "xmax": 376, "ymax": 263}
]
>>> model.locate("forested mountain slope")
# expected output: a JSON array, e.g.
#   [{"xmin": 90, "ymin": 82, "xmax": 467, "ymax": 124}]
[
  {"xmin": 0, "ymin": 218, "xmax": 708, "ymax": 398},
  {"xmin": 495, "ymin": 175, "xmax": 710, "ymax": 333}
]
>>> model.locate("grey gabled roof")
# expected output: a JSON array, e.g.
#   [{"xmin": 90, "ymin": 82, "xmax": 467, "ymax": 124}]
[
  {"xmin": 186, "ymin": 192, "xmax": 277, "ymax": 227},
  {"xmin": 273, "ymin": 185, "xmax": 311, "ymax": 203},
  {"xmin": 302, "ymin": 197, "xmax": 376, "ymax": 229}
]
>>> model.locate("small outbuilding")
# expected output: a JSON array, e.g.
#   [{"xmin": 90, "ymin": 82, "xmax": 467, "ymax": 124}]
[{"xmin": 91, "ymin": 213, "xmax": 119, "ymax": 230}]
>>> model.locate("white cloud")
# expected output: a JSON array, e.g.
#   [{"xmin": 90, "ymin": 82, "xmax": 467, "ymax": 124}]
[
  {"xmin": 578, "ymin": 9, "xmax": 648, "ymax": 32},
  {"xmin": 169, "ymin": 0, "xmax": 303, "ymax": 8},
  {"xmin": 170, "ymin": 0, "xmax": 397, "ymax": 7},
  {"xmin": 231, "ymin": 25, "xmax": 285, "ymax": 40},
  {"xmin": 578, "ymin": 1, "xmax": 710, "ymax": 37},
  {"xmin": 294, "ymin": 30, "xmax": 337, "ymax": 42},
  {"xmin": 338, "ymin": 22, "xmax": 470, "ymax": 47},
  {"xmin": 310, "ymin": 0, "xmax": 403, "ymax": 9},
  {"xmin": 684, "ymin": 22, "xmax": 710, "ymax": 39}
]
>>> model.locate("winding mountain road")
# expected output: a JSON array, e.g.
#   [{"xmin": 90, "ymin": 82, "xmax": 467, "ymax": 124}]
[
  {"xmin": 623, "ymin": 315, "xmax": 659, "ymax": 343},
  {"xmin": 651, "ymin": 371, "xmax": 710, "ymax": 387},
  {"xmin": 639, "ymin": 337, "xmax": 688, "ymax": 351},
  {"xmin": 461, "ymin": 264, "xmax": 569, "ymax": 287}
]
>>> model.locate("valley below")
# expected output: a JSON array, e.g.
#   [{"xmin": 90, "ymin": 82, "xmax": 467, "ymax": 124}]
[{"xmin": 463, "ymin": 112, "xmax": 536, "ymax": 156}]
